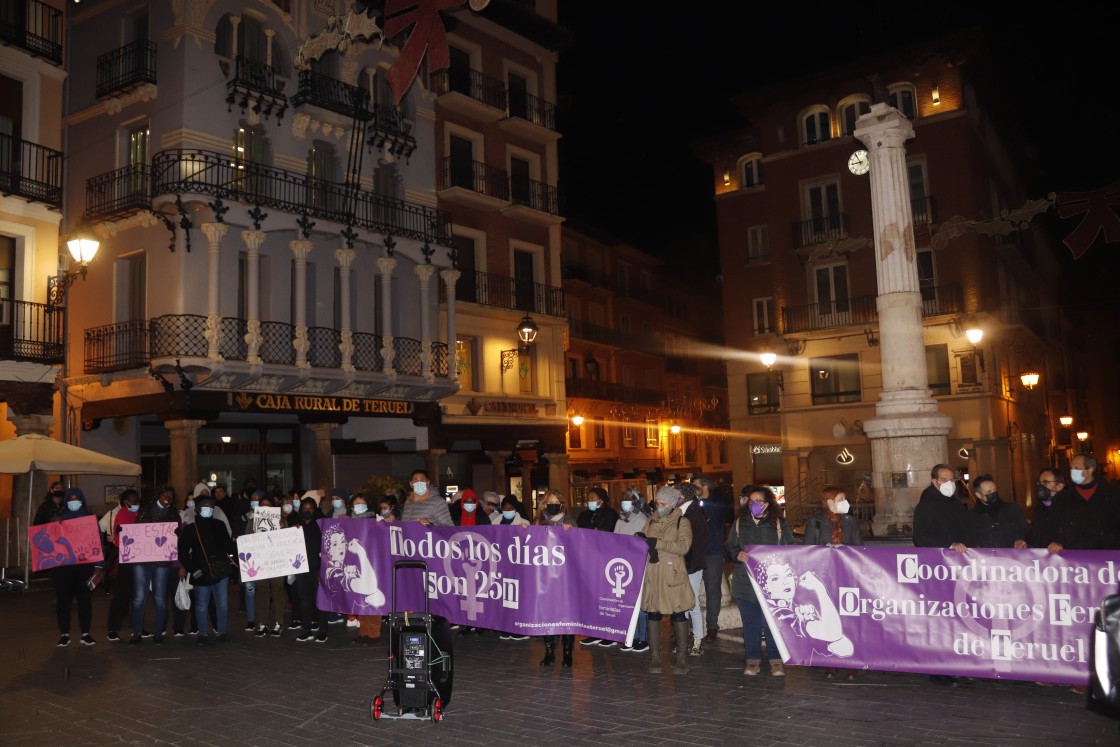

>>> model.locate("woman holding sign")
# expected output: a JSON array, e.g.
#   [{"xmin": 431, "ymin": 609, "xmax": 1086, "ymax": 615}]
[
  {"xmin": 130, "ymin": 486, "xmax": 181, "ymax": 644},
  {"xmin": 178, "ymin": 494, "xmax": 237, "ymax": 644},
  {"xmin": 34, "ymin": 487, "xmax": 104, "ymax": 647}
]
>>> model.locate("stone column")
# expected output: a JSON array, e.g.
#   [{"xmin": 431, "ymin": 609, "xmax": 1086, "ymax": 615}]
[
  {"xmin": 543, "ymin": 451, "xmax": 569, "ymax": 499},
  {"xmin": 335, "ymin": 248, "xmax": 357, "ymax": 372},
  {"xmin": 263, "ymin": 28, "xmax": 275, "ymax": 66},
  {"xmin": 377, "ymin": 257, "xmax": 397, "ymax": 374},
  {"xmin": 167, "ymin": 419, "xmax": 208, "ymax": 499},
  {"xmin": 290, "ymin": 239, "xmax": 313, "ymax": 368},
  {"xmin": 242, "ymin": 229, "xmax": 265, "ymax": 364},
  {"xmin": 426, "ymin": 449, "xmax": 446, "ymax": 492},
  {"xmin": 306, "ymin": 422, "xmax": 338, "ymax": 495},
  {"xmin": 415, "ymin": 264, "xmax": 436, "ymax": 378},
  {"xmin": 486, "ymin": 450, "xmax": 511, "ymax": 496},
  {"xmin": 201, "ymin": 222, "xmax": 228, "ymax": 362},
  {"xmin": 229, "ymin": 16, "xmax": 241, "ymax": 57},
  {"xmin": 440, "ymin": 268, "xmax": 461, "ymax": 380},
  {"xmin": 855, "ymin": 103, "xmax": 952, "ymax": 536}
]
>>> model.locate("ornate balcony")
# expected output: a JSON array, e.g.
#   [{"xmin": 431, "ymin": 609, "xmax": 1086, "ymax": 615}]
[
  {"xmin": 0, "ymin": 133, "xmax": 63, "ymax": 208},
  {"xmin": 367, "ymin": 104, "xmax": 417, "ymax": 161},
  {"xmin": 441, "ymin": 269, "xmax": 564, "ymax": 318},
  {"xmin": 781, "ymin": 284, "xmax": 963, "ymax": 334},
  {"xmin": 291, "ymin": 68, "xmax": 369, "ymax": 122},
  {"xmin": 85, "ymin": 164, "xmax": 151, "ymax": 220},
  {"xmin": 0, "ymin": 0, "xmax": 63, "ymax": 64},
  {"xmin": 83, "ymin": 320, "xmax": 148, "ymax": 374},
  {"xmin": 437, "ymin": 156, "xmax": 510, "ymax": 211},
  {"xmin": 430, "ymin": 68, "xmax": 507, "ymax": 123},
  {"xmin": 225, "ymin": 55, "xmax": 287, "ymax": 122},
  {"xmin": 565, "ymin": 378, "xmax": 665, "ymax": 407},
  {"xmin": 791, "ymin": 214, "xmax": 850, "ymax": 249},
  {"xmin": 1, "ymin": 298, "xmax": 63, "ymax": 364},
  {"xmin": 96, "ymin": 39, "xmax": 157, "ymax": 99},
  {"xmin": 499, "ymin": 89, "xmax": 560, "ymax": 143}
]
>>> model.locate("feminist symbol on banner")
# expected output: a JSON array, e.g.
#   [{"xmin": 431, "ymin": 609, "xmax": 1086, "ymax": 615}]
[
  {"xmin": 605, "ymin": 557, "xmax": 633, "ymax": 598},
  {"xmin": 1056, "ymin": 181, "xmax": 1120, "ymax": 259}
]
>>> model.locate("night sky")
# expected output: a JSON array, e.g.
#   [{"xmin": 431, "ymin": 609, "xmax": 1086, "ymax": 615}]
[{"xmin": 553, "ymin": 5, "xmax": 1119, "ymax": 286}]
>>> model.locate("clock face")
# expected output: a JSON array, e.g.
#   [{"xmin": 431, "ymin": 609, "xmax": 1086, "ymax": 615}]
[{"xmin": 848, "ymin": 149, "xmax": 870, "ymax": 175}]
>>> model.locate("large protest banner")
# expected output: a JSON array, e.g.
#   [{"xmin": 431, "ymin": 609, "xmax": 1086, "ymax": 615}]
[
  {"xmin": 29, "ymin": 516, "xmax": 104, "ymax": 571},
  {"xmin": 118, "ymin": 522, "xmax": 179, "ymax": 563},
  {"xmin": 237, "ymin": 526, "xmax": 310, "ymax": 582},
  {"xmin": 316, "ymin": 519, "xmax": 647, "ymax": 642},
  {"xmin": 744, "ymin": 545, "xmax": 1119, "ymax": 684}
]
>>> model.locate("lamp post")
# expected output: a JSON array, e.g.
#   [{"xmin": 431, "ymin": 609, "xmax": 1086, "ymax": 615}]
[
  {"xmin": 500, "ymin": 314, "xmax": 538, "ymax": 380},
  {"xmin": 51, "ymin": 219, "xmax": 100, "ymax": 445}
]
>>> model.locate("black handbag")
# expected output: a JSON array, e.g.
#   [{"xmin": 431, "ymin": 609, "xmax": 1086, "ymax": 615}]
[{"xmin": 195, "ymin": 523, "xmax": 232, "ymax": 581}]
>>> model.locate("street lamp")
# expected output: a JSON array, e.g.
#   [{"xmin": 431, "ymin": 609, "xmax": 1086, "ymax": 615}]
[
  {"xmin": 1076, "ymin": 431, "xmax": 1089, "ymax": 442},
  {"xmin": 1059, "ymin": 415, "xmax": 1073, "ymax": 427},
  {"xmin": 1019, "ymin": 371, "xmax": 1040, "ymax": 390},
  {"xmin": 965, "ymin": 328, "xmax": 984, "ymax": 346},
  {"xmin": 50, "ymin": 220, "xmax": 101, "ymax": 306},
  {"xmin": 501, "ymin": 315, "xmax": 538, "ymax": 375}
]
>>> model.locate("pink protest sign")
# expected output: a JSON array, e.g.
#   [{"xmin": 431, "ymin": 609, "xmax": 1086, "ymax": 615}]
[
  {"xmin": 118, "ymin": 522, "xmax": 179, "ymax": 563},
  {"xmin": 29, "ymin": 515, "xmax": 104, "ymax": 571}
]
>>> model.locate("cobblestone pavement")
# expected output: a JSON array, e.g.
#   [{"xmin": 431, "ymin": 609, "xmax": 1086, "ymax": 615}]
[{"xmin": 1, "ymin": 586, "xmax": 1117, "ymax": 746}]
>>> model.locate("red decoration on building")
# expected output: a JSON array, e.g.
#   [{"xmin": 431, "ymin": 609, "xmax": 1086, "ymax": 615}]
[
  {"xmin": 1056, "ymin": 181, "xmax": 1120, "ymax": 259},
  {"xmin": 383, "ymin": 0, "xmax": 465, "ymax": 105}
]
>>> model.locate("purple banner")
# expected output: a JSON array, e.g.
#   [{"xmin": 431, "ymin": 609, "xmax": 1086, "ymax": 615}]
[
  {"xmin": 316, "ymin": 519, "xmax": 647, "ymax": 642},
  {"xmin": 744, "ymin": 545, "xmax": 1120, "ymax": 684}
]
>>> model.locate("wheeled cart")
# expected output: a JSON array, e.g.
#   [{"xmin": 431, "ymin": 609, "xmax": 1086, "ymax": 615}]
[{"xmin": 371, "ymin": 560, "xmax": 453, "ymax": 722}]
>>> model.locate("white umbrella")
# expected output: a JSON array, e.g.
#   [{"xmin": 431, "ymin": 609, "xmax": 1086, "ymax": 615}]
[{"xmin": 0, "ymin": 434, "xmax": 141, "ymax": 587}]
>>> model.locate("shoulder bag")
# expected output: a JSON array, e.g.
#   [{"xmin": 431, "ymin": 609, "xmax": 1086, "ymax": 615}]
[{"xmin": 194, "ymin": 522, "xmax": 232, "ymax": 581}]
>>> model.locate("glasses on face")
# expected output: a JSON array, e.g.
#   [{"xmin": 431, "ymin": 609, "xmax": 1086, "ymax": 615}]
[{"xmin": 1041, "ymin": 480, "xmax": 1057, "ymax": 486}]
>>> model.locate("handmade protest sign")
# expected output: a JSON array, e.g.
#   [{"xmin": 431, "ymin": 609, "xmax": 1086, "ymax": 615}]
[
  {"xmin": 118, "ymin": 522, "xmax": 179, "ymax": 563},
  {"xmin": 744, "ymin": 545, "xmax": 1119, "ymax": 685},
  {"xmin": 316, "ymin": 519, "xmax": 647, "ymax": 643},
  {"xmin": 29, "ymin": 515, "xmax": 104, "ymax": 571},
  {"xmin": 250, "ymin": 507, "xmax": 282, "ymax": 533},
  {"xmin": 236, "ymin": 526, "xmax": 309, "ymax": 582}
]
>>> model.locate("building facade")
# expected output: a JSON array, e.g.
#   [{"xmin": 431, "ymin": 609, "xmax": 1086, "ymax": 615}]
[{"xmin": 697, "ymin": 30, "xmax": 1082, "ymax": 532}]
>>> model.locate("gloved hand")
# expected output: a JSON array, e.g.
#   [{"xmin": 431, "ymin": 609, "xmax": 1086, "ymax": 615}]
[
  {"xmin": 635, "ymin": 532, "xmax": 646, "ymax": 539},
  {"xmin": 644, "ymin": 536, "xmax": 657, "ymax": 550},
  {"xmin": 648, "ymin": 547, "xmax": 660, "ymax": 564}
]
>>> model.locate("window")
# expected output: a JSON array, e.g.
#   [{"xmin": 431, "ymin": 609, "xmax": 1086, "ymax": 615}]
[
  {"xmin": 802, "ymin": 107, "xmax": 832, "ymax": 145},
  {"xmin": 567, "ymin": 356, "xmax": 580, "ymax": 380},
  {"xmin": 814, "ymin": 262, "xmax": 850, "ymax": 317},
  {"xmin": 753, "ymin": 297, "xmax": 774, "ymax": 335},
  {"xmin": 622, "ymin": 423, "xmax": 637, "ymax": 448},
  {"xmin": 452, "ymin": 234, "xmax": 477, "ymax": 303},
  {"xmin": 916, "ymin": 247, "xmax": 935, "ymax": 303},
  {"xmin": 307, "ymin": 141, "xmax": 336, "ymax": 210},
  {"xmin": 232, "ymin": 125, "xmax": 269, "ymax": 194},
  {"xmin": 510, "ymin": 155, "xmax": 531, "ymax": 204},
  {"xmin": 959, "ymin": 351, "xmax": 981, "ymax": 387},
  {"xmin": 888, "ymin": 84, "xmax": 917, "ymax": 119},
  {"xmin": 810, "ymin": 354, "xmax": 861, "ymax": 405},
  {"xmin": 622, "ymin": 365, "xmax": 635, "ymax": 387},
  {"xmin": 0, "ymin": 237, "xmax": 11, "ymax": 322},
  {"xmin": 125, "ymin": 124, "xmax": 149, "ymax": 195},
  {"xmin": 568, "ymin": 420, "xmax": 582, "ymax": 450},
  {"xmin": 840, "ymin": 98, "xmax": 871, "ymax": 136},
  {"xmin": 738, "ymin": 153, "xmax": 764, "ymax": 187},
  {"xmin": 747, "ymin": 371, "xmax": 780, "ymax": 414},
  {"xmin": 746, "ymin": 225, "xmax": 769, "ymax": 264},
  {"xmin": 645, "ymin": 419, "xmax": 659, "ymax": 447},
  {"xmin": 805, "ymin": 180, "xmax": 842, "ymax": 242},
  {"xmin": 513, "ymin": 248, "xmax": 538, "ymax": 314},
  {"xmin": 455, "ymin": 337, "xmax": 476, "ymax": 390},
  {"xmin": 908, "ymin": 162, "xmax": 930, "ymax": 224},
  {"xmin": 926, "ymin": 344, "xmax": 950, "ymax": 396},
  {"xmin": 619, "ymin": 313, "xmax": 631, "ymax": 334},
  {"xmin": 593, "ymin": 419, "xmax": 606, "ymax": 449}
]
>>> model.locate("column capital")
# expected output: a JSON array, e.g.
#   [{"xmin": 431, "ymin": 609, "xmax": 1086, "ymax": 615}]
[
  {"xmin": 200, "ymin": 222, "xmax": 228, "ymax": 245},
  {"xmin": 165, "ymin": 418, "xmax": 209, "ymax": 433},
  {"xmin": 334, "ymin": 247, "xmax": 357, "ymax": 269},
  {"xmin": 289, "ymin": 239, "xmax": 313, "ymax": 260},
  {"xmin": 377, "ymin": 256, "xmax": 398, "ymax": 274},
  {"xmin": 854, "ymin": 102, "xmax": 915, "ymax": 151},
  {"xmin": 241, "ymin": 229, "xmax": 266, "ymax": 252},
  {"xmin": 414, "ymin": 263, "xmax": 437, "ymax": 282},
  {"xmin": 440, "ymin": 268, "xmax": 461, "ymax": 285}
]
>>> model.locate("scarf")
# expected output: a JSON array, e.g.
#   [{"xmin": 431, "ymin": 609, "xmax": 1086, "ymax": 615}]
[
  {"xmin": 460, "ymin": 509, "xmax": 478, "ymax": 526},
  {"xmin": 827, "ymin": 511, "xmax": 843, "ymax": 545}
]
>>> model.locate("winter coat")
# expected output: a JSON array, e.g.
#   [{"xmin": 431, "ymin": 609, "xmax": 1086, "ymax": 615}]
[
  {"xmin": 724, "ymin": 513, "xmax": 792, "ymax": 603},
  {"xmin": 968, "ymin": 497, "xmax": 1028, "ymax": 548},
  {"xmin": 912, "ymin": 484, "xmax": 969, "ymax": 547},
  {"xmin": 178, "ymin": 516, "xmax": 237, "ymax": 586},
  {"xmin": 680, "ymin": 500, "xmax": 709, "ymax": 573},
  {"xmin": 640, "ymin": 508, "xmax": 694, "ymax": 615},
  {"xmin": 577, "ymin": 505, "xmax": 619, "ymax": 533},
  {"xmin": 803, "ymin": 510, "xmax": 862, "ymax": 546}
]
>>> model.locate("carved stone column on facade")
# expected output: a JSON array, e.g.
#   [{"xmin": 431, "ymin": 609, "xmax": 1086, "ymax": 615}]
[
  {"xmin": 306, "ymin": 422, "xmax": 338, "ymax": 495},
  {"xmin": 290, "ymin": 239, "xmax": 313, "ymax": 368},
  {"xmin": 855, "ymin": 103, "xmax": 952, "ymax": 536},
  {"xmin": 335, "ymin": 247, "xmax": 357, "ymax": 372},
  {"xmin": 377, "ymin": 257, "xmax": 397, "ymax": 375},
  {"xmin": 201, "ymin": 222, "xmax": 228, "ymax": 362},
  {"xmin": 426, "ymin": 449, "xmax": 446, "ymax": 491},
  {"xmin": 543, "ymin": 452, "xmax": 569, "ymax": 499},
  {"xmin": 228, "ymin": 16, "xmax": 241, "ymax": 57},
  {"xmin": 440, "ymin": 268, "xmax": 460, "ymax": 380},
  {"xmin": 415, "ymin": 264, "xmax": 436, "ymax": 378},
  {"xmin": 486, "ymin": 450, "xmax": 511, "ymax": 496},
  {"xmin": 166, "ymin": 419, "xmax": 208, "ymax": 500},
  {"xmin": 242, "ymin": 229, "xmax": 265, "ymax": 364},
  {"xmin": 263, "ymin": 28, "xmax": 274, "ymax": 66}
]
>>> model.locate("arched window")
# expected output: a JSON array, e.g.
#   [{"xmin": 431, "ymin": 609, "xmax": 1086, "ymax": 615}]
[
  {"xmin": 738, "ymin": 153, "xmax": 764, "ymax": 188},
  {"xmin": 839, "ymin": 96, "xmax": 871, "ymax": 136},
  {"xmin": 801, "ymin": 105, "xmax": 832, "ymax": 146},
  {"xmin": 888, "ymin": 83, "xmax": 917, "ymax": 119}
]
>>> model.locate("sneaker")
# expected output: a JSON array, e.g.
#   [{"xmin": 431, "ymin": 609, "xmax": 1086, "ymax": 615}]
[
  {"xmin": 173, "ymin": 631, "xmax": 185, "ymax": 638},
  {"xmin": 310, "ymin": 622, "xmax": 320, "ymax": 632},
  {"xmin": 141, "ymin": 630, "xmax": 154, "ymax": 639},
  {"xmin": 346, "ymin": 616, "xmax": 360, "ymax": 628},
  {"xmin": 704, "ymin": 628, "xmax": 719, "ymax": 642},
  {"xmin": 217, "ymin": 634, "xmax": 229, "ymax": 644},
  {"xmin": 450, "ymin": 624, "xmax": 461, "ymax": 631},
  {"xmin": 129, "ymin": 634, "xmax": 142, "ymax": 645},
  {"xmin": 328, "ymin": 614, "xmax": 344, "ymax": 625},
  {"xmin": 689, "ymin": 642, "xmax": 704, "ymax": 657},
  {"xmin": 106, "ymin": 631, "xmax": 120, "ymax": 642},
  {"xmin": 153, "ymin": 634, "xmax": 165, "ymax": 645},
  {"xmin": 255, "ymin": 626, "xmax": 269, "ymax": 638},
  {"xmin": 314, "ymin": 636, "xmax": 328, "ymax": 643},
  {"xmin": 80, "ymin": 634, "xmax": 96, "ymax": 646},
  {"xmin": 270, "ymin": 624, "xmax": 283, "ymax": 637},
  {"xmin": 619, "ymin": 641, "xmax": 635, "ymax": 652},
  {"xmin": 295, "ymin": 633, "xmax": 315, "ymax": 643},
  {"xmin": 597, "ymin": 639, "xmax": 617, "ymax": 648},
  {"xmin": 507, "ymin": 634, "xmax": 529, "ymax": 641},
  {"xmin": 288, "ymin": 620, "xmax": 303, "ymax": 630},
  {"xmin": 580, "ymin": 637, "xmax": 601, "ymax": 647},
  {"xmin": 58, "ymin": 634, "xmax": 71, "ymax": 647},
  {"xmin": 499, "ymin": 634, "xmax": 512, "ymax": 641},
  {"xmin": 244, "ymin": 622, "xmax": 255, "ymax": 632},
  {"xmin": 630, "ymin": 640, "xmax": 650, "ymax": 653},
  {"xmin": 189, "ymin": 628, "xmax": 199, "ymax": 636}
]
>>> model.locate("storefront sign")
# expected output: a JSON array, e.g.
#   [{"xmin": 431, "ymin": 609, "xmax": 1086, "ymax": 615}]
[
  {"xmin": 466, "ymin": 397, "xmax": 539, "ymax": 416},
  {"xmin": 752, "ymin": 444, "xmax": 781, "ymax": 455},
  {"xmin": 231, "ymin": 392, "xmax": 415, "ymax": 416}
]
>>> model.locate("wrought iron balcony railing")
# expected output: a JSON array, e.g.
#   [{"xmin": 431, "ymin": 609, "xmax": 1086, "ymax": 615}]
[
  {"xmin": 565, "ymin": 377, "xmax": 665, "ymax": 407},
  {"xmin": 510, "ymin": 176, "xmax": 560, "ymax": 215},
  {"xmin": 0, "ymin": 0, "xmax": 63, "ymax": 64},
  {"xmin": 781, "ymin": 284, "xmax": 963, "ymax": 334},
  {"xmin": 430, "ymin": 68, "xmax": 507, "ymax": 111},
  {"xmin": 85, "ymin": 164, "xmax": 151, "ymax": 219},
  {"xmin": 96, "ymin": 39, "xmax": 157, "ymax": 99},
  {"xmin": 226, "ymin": 55, "xmax": 287, "ymax": 121},
  {"xmin": 150, "ymin": 149, "xmax": 452, "ymax": 246},
  {"xmin": 561, "ymin": 263, "xmax": 610, "ymax": 286},
  {"xmin": 568, "ymin": 319, "xmax": 617, "ymax": 346},
  {"xmin": 911, "ymin": 195, "xmax": 937, "ymax": 225},
  {"xmin": 291, "ymin": 69, "xmax": 370, "ymax": 121},
  {"xmin": 1, "ymin": 298, "xmax": 63, "ymax": 364},
  {"xmin": 441, "ymin": 269, "xmax": 564, "ymax": 317},
  {"xmin": 508, "ymin": 89, "xmax": 557, "ymax": 131},
  {"xmin": 0, "ymin": 133, "xmax": 63, "ymax": 207},
  {"xmin": 437, "ymin": 157, "xmax": 510, "ymax": 200},
  {"xmin": 88, "ymin": 314, "xmax": 449, "ymax": 377},
  {"xmin": 367, "ymin": 104, "xmax": 416, "ymax": 160},
  {"xmin": 791, "ymin": 214, "xmax": 850, "ymax": 249}
]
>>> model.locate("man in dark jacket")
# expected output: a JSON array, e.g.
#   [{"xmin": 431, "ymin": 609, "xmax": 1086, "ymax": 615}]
[
  {"xmin": 1059, "ymin": 453, "xmax": 1120, "ymax": 550},
  {"xmin": 131, "ymin": 485, "xmax": 181, "ymax": 644},
  {"xmin": 676, "ymin": 481, "xmax": 709, "ymax": 656},
  {"xmin": 967, "ymin": 475, "xmax": 1028, "ymax": 548},
  {"xmin": 692, "ymin": 475, "xmax": 727, "ymax": 644},
  {"xmin": 1027, "ymin": 468, "xmax": 1069, "ymax": 552}
]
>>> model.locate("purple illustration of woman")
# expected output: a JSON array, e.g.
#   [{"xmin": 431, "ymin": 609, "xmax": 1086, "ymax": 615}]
[
  {"xmin": 32, "ymin": 530, "xmax": 76, "ymax": 570},
  {"xmin": 322, "ymin": 525, "xmax": 385, "ymax": 608},
  {"xmin": 755, "ymin": 555, "xmax": 853, "ymax": 657}
]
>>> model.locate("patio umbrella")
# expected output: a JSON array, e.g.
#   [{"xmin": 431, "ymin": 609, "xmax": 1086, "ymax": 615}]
[{"xmin": 0, "ymin": 434, "xmax": 141, "ymax": 587}]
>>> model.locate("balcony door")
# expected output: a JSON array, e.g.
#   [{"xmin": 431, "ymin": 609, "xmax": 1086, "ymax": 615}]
[
  {"xmin": 114, "ymin": 253, "xmax": 145, "ymax": 323},
  {"xmin": 513, "ymin": 249, "xmax": 536, "ymax": 313},
  {"xmin": 0, "ymin": 75, "xmax": 22, "ymax": 190},
  {"xmin": 448, "ymin": 46, "xmax": 471, "ymax": 94},
  {"xmin": 0, "ymin": 236, "xmax": 13, "ymax": 327},
  {"xmin": 510, "ymin": 156, "xmax": 531, "ymax": 205},
  {"xmin": 508, "ymin": 72, "xmax": 528, "ymax": 119},
  {"xmin": 813, "ymin": 262, "xmax": 850, "ymax": 325},
  {"xmin": 452, "ymin": 235, "xmax": 477, "ymax": 303},
  {"xmin": 806, "ymin": 181, "xmax": 841, "ymax": 242},
  {"xmin": 448, "ymin": 134, "xmax": 473, "ymax": 189}
]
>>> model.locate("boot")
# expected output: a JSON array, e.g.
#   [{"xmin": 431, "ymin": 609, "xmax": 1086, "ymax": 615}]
[
  {"xmin": 672, "ymin": 620, "xmax": 690, "ymax": 674},
  {"xmin": 539, "ymin": 642, "xmax": 555, "ymax": 667},
  {"xmin": 648, "ymin": 618, "xmax": 662, "ymax": 673},
  {"xmin": 561, "ymin": 635, "xmax": 574, "ymax": 667},
  {"xmin": 769, "ymin": 659, "xmax": 786, "ymax": 677}
]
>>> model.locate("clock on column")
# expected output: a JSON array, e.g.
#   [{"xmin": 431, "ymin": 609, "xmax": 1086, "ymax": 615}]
[{"xmin": 848, "ymin": 149, "xmax": 870, "ymax": 175}]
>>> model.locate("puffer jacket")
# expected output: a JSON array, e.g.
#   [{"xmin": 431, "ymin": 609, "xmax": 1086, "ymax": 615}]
[{"xmin": 639, "ymin": 508, "xmax": 694, "ymax": 614}]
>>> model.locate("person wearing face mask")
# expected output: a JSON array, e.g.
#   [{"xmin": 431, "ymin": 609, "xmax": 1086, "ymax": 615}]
[
  {"xmin": 36, "ymin": 487, "xmax": 104, "ymax": 647},
  {"xmin": 291, "ymin": 497, "xmax": 330, "ymax": 642},
  {"xmin": 534, "ymin": 489, "xmax": 575, "ymax": 660},
  {"xmin": 107, "ymin": 489, "xmax": 142, "ymax": 642},
  {"xmin": 481, "ymin": 490, "xmax": 503, "ymax": 524},
  {"xmin": 244, "ymin": 494, "xmax": 287, "ymax": 638},
  {"xmin": 725, "ymin": 485, "xmax": 792, "ymax": 677},
  {"xmin": 637, "ymin": 485, "xmax": 695, "ymax": 675},
  {"xmin": 329, "ymin": 489, "xmax": 350, "ymax": 519},
  {"xmin": 127, "ymin": 486, "xmax": 180, "ymax": 644},
  {"xmin": 497, "ymin": 497, "xmax": 530, "ymax": 527},
  {"xmin": 34, "ymin": 481, "xmax": 67, "ymax": 526},
  {"xmin": 967, "ymin": 475, "xmax": 1028, "ymax": 549},
  {"xmin": 912, "ymin": 464, "xmax": 970, "ymax": 554},
  {"xmin": 400, "ymin": 469, "xmax": 453, "ymax": 527},
  {"xmin": 1027, "ymin": 469, "xmax": 1070, "ymax": 553},
  {"xmin": 1060, "ymin": 452, "xmax": 1120, "ymax": 551},
  {"xmin": 378, "ymin": 494, "xmax": 401, "ymax": 522},
  {"xmin": 346, "ymin": 495, "xmax": 383, "ymax": 646},
  {"xmin": 178, "ymin": 494, "xmax": 238, "ymax": 644},
  {"xmin": 576, "ymin": 486, "xmax": 619, "ymax": 533},
  {"xmin": 692, "ymin": 476, "xmax": 730, "ymax": 645},
  {"xmin": 614, "ymin": 488, "xmax": 650, "ymax": 654},
  {"xmin": 450, "ymin": 488, "xmax": 482, "ymax": 527}
]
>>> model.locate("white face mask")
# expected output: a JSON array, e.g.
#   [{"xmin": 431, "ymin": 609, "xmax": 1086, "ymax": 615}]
[
  {"xmin": 282, "ymin": 504, "xmax": 293, "ymax": 514},
  {"xmin": 352, "ymin": 504, "xmax": 368, "ymax": 515},
  {"xmin": 1070, "ymin": 469, "xmax": 1086, "ymax": 485},
  {"xmin": 620, "ymin": 500, "xmax": 633, "ymax": 513},
  {"xmin": 412, "ymin": 481, "xmax": 428, "ymax": 496},
  {"xmin": 938, "ymin": 481, "xmax": 957, "ymax": 498},
  {"xmin": 833, "ymin": 499, "xmax": 850, "ymax": 514}
]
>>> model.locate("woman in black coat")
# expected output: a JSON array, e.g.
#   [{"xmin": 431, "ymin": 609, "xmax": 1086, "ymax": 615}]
[
  {"xmin": 34, "ymin": 487, "xmax": 104, "ymax": 647},
  {"xmin": 178, "ymin": 494, "xmax": 237, "ymax": 644},
  {"xmin": 291, "ymin": 497, "xmax": 329, "ymax": 643}
]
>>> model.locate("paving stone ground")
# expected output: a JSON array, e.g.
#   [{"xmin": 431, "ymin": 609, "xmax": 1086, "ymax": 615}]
[{"xmin": 1, "ymin": 583, "xmax": 1117, "ymax": 746}]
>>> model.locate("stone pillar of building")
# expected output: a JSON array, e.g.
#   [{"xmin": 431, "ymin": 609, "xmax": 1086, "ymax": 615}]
[
  {"xmin": 242, "ymin": 229, "xmax": 265, "ymax": 364},
  {"xmin": 306, "ymin": 422, "xmax": 338, "ymax": 494},
  {"xmin": 440, "ymin": 268, "xmax": 460, "ymax": 380},
  {"xmin": 543, "ymin": 451, "xmax": 569, "ymax": 499},
  {"xmin": 229, "ymin": 16, "xmax": 241, "ymax": 57},
  {"xmin": 167, "ymin": 419, "xmax": 207, "ymax": 498},
  {"xmin": 263, "ymin": 28, "xmax": 275, "ymax": 66},
  {"xmin": 201, "ymin": 222, "xmax": 228, "ymax": 362},
  {"xmin": 855, "ymin": 103, "xmax": 952, "ymax": 536},
  {"xmin": 335, "ymin": 247, "xmax": 357, "ymax": 372},
  {"xmin": 415, "ymin": 264, "xmax": 436, "ymax": 378},
  {"xmin": 426, "ymin": 449, "xmax": 446, "ymax": 491},
  {"xmin": 377, "ymin": 257, "xmax": 397, "ymax": 375},
  {"xmin": 486, "ymin": 450, "xmax": 511, "ymax": 497},
  {"xmin": 290, "ymin": 239, "xmax": 313, "ymax": 368}
]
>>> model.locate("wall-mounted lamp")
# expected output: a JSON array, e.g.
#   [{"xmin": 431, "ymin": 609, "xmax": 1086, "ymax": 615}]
[
  {"xmin": 966, "ymin": 327, "xmax": 983, "ymax": 346},
  {"xmin": 570, "ymin": 414, "xmax": 584, "ymax": 427},
  {"xmin": 1076, "ymin": 431, "xmax": 1089, "ymax": 442},
  {"xmin": 50, "ymin": 219, "xmax": 102, "ymax": 305},
  {"xmin": 760, "ymin": 350, "xmax": 784, "ymax": 391},
  {"xmin": 1019, "ymin": 371, "xmax": 1040, "ymax": 390},
  {"xmin": 1059, "ymin": 415, "xmax": 1074, "ymax": 427},
  {"xmin": 221, "ymin": 435, "xmax": 232, "ymax": 443},
  {"xmin": 931, "ymin": 85, "xmax": 941, "ymax": 106},
  {"xmin": 501, "ymin": 315, "xmax": 539, "ymax": 375},
  {"xmin": 723, "ymin": 170, "xmax": 732, "ymax": 187},
  {"xmin": 669, "ymin": 422, "xmax": 681, "ymax": 435},
  {"xmin": 864, "ymin": 328, "xmax": 879, "ymax": 347},
  {"xmin": 584, "ymin": 351, "xmax": 600, "ymax": 379}
]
